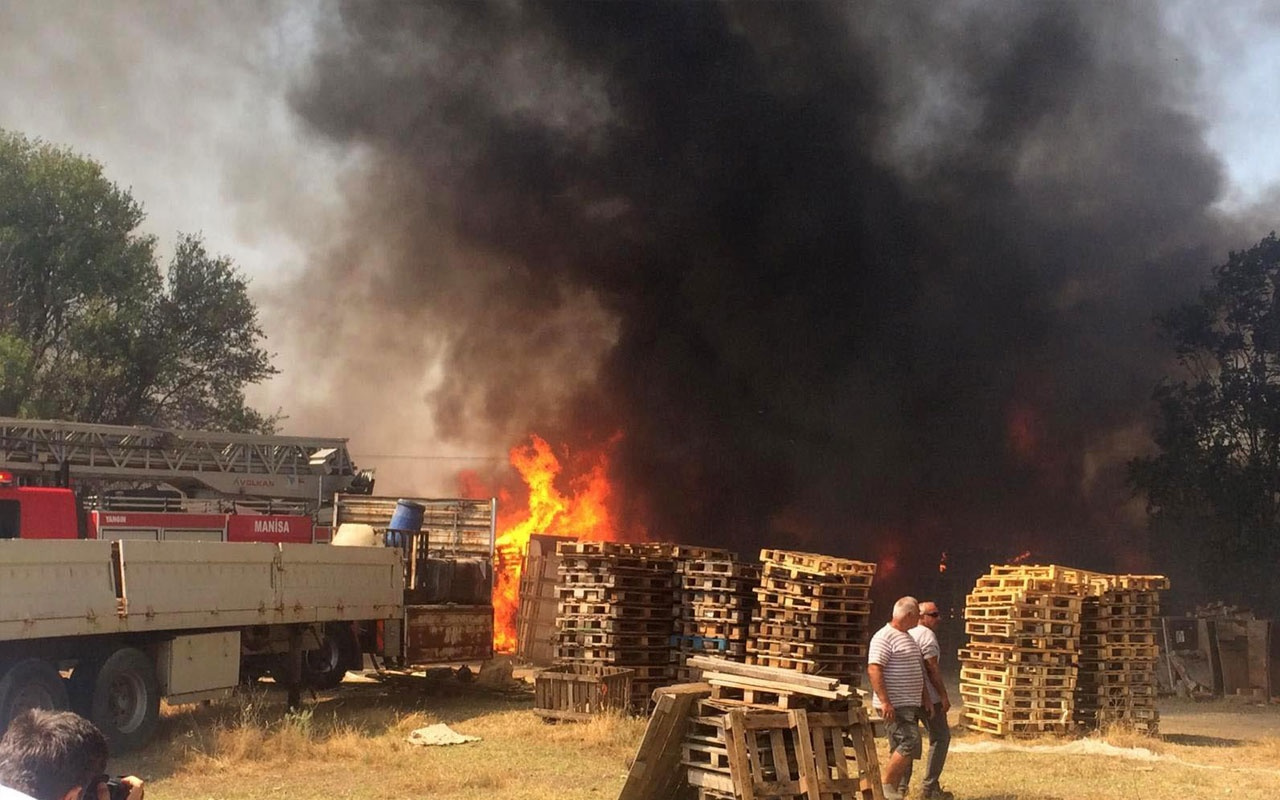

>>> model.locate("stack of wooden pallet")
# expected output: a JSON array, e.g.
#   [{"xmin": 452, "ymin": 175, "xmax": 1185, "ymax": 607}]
[
  {"xmin": 959, "ymin": 565, "xmax": 1086, "ymax": 737},
  {"xmin": 674, "ymin": 552, "xmax": 760, "ymax": 682},
  {"xmin": 1074, "ymin": 574, "xmax": 1169, "ymax": 734},
  {"xmin": 747, "ymin": 549, "xmax": 876, "ymax": 687},
  {"xmin": 553, "ymin": 541, "xmax": 677, "ymax": 711},
  {"xmin": 618, "ymin": 656, "xmax": 885, "ymax": 800}
]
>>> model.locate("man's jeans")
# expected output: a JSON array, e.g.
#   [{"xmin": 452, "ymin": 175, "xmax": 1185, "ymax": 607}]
[{"xmin": 900, "ymin": 701, "xmax": 951, "ymax": 791}]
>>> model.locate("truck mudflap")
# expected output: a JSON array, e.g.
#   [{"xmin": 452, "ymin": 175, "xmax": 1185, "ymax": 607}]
[{"xmin": 403, "ymin": 605, "xmax": 493, "ymax": 665}]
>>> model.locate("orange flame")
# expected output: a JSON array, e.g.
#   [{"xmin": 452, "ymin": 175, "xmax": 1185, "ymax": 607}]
[
  {"xmin": 490, "ymin": 434, "xmax": 621, "ymax": 652},
  {"xmin": 1009, "ymin": 549, "xmax": 1032, "ymax": 565}
]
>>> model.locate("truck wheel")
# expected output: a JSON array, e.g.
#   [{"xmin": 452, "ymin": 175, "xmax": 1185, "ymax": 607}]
[
  {"xmin": 66, "ymin": 659, "xmax": 102, "ymax": 716},
  {"xmin": 0, "ymin": 659, "xmax": 70, "ymax": 731},
  {"xmin": 89, "ymin": 648, "xmax": 159, "ymax": 753},
  {"xmin": 303, "ymin": 623, "xmax": 360, "ymax": 690}
]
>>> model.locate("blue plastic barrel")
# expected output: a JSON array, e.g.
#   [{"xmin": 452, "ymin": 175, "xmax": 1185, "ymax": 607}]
[{"xmin": 386, "ymin": 499, "xmax": 426, "ymax": 547}]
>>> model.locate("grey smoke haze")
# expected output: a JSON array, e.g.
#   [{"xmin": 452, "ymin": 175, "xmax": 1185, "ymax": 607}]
[
  {"xmin": 282, "ymin": 0, "xmax": 1266, "ymax": 595},
  {"xmin": 1, "ymin": 1, "xmax": 1278, "ymax": 599}
]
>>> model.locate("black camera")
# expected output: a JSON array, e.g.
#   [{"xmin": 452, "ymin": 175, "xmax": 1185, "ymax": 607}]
[{"xmin": 85, "ymin": 774, "xmax": 130, "ymax": 800}]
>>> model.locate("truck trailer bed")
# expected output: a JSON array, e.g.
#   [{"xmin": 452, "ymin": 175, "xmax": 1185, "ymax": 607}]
[{"xmin": 0, "ymin": 539, "xmax": 404, "ymax": 641}]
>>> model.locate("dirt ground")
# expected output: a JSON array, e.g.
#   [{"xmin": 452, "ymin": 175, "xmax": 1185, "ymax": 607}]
[
  {"xmin": 124, "ymin": 672, "xmax": 1280, "ymax": 800},
  {"xmin": 1156, "ymin": 695, "xmax": 1280, "ymax": 741}
]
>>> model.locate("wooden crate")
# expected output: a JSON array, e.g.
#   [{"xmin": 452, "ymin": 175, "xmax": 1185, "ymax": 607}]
[{"xmin": 533, "ymin": 663, "xmax": 634, "ymax": 721}]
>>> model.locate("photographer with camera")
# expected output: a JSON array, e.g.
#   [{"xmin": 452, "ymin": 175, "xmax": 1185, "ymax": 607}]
[{"xmin": 0, "ymin": 710, "xmax": 143, "ymax": 800}]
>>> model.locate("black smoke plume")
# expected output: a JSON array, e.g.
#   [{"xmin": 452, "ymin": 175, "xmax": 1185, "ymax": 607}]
[{"xmin": 288, "ymin": 1, "xmax": 1252, "ymax": 602}]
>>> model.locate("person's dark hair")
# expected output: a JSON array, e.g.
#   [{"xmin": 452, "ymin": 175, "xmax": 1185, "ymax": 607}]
[{"xmin": 0, "ymin": 710, "xmax": 108, "ymax": 800}]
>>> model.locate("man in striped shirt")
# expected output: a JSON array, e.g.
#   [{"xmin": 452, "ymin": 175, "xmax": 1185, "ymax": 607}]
[{"xmin": 868, "ymin": 596, "xmax": 929, "ymax": 800}]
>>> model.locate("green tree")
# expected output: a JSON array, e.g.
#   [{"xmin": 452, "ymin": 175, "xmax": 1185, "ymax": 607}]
[
  {"xmin": 1130, "ymin": 232, "xmax": 1280, "ymax": 613},
  {"xmin": 0, "ymin": 130, "xmax": 277, "ymax": 431}
]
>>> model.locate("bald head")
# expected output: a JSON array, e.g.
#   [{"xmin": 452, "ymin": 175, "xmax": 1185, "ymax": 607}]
[{"xmin": 891, "ymin": 596, "xmax": 920, "ymax": 630}]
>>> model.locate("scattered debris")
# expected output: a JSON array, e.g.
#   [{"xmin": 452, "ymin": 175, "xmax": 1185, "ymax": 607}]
[{"xmin": 405, "ymin": 724, "xmax": 480, "ymax": 746}]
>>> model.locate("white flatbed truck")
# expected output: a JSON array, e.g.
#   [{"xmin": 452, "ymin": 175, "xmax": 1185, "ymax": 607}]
[{"xmin": 0, "ymin": 538, "xmax": 403, "ymax": 751}]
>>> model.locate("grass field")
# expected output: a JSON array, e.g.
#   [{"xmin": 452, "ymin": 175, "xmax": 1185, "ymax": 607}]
[{"xmin": 122, "ymin": 672, "xmax": 1280, "ymax": 800}]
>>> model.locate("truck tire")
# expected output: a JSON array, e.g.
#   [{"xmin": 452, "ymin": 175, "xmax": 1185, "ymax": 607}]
[
  {"xmin": 307, "ymin": 623, "xmax": 360, "ymax": 690},
  {"xmin": 88, "ymin": 648, "xmax": 159, "ymax": 753},
  {"xmin": 66, "ymin": 659, "xmax": 101, "ymax": 716},
  {"xmin": 0, "ymin": 659, "xmax": 70, "ymax": 731},
  {"xmin": 269, "ymin": 623, "xmax": 358, "ymax": 691}
]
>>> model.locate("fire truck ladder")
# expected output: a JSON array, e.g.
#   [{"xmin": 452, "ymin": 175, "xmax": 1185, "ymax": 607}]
[{"xmin": 0, "ymin": 417, "xmax": 366, "ymax": 503}]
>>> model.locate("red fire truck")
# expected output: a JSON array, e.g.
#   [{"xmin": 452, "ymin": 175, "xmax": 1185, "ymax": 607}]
[{"xmin": 0, "ymin": 416, "xmax": 375, "ymax": 544}]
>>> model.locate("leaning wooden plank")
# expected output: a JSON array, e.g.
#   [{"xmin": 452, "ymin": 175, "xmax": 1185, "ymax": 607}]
[
  {"xmin": 790, "ymin": 710, "xmax": 822, "ymax": 799},
  {"xmin": 689, "ymin": 656, "xmax": 840, "ymax": 690},
  {"xmin": 618, "ymin": 683, "xmax": 711, "ymax": 800},
  {"xmin": 844, "ymin": 707, "xmax": 885, "ymax": 800},
  {"xmin": 724, "ymin": 710, "xmax": 758, "ymax": 800}
]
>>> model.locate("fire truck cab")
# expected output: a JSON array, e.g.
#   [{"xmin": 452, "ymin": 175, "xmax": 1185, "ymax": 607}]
[{"xmin": 0, "ymin": 475, "xmax": 80, "ymax": 539}]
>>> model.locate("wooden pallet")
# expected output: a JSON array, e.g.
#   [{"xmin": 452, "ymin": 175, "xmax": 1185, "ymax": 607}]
[
  {"xmin": 963, "ymin": 712, "xmax": 1075, "ymax": 737},
  {"xmin": 754, "ymin": 605, "xmax": 870, "ymax": 628},
  {"xmin": 747, "ymin": 637, "xmax": 868, "ymax": 660},
  {"xmin": 751, "ymin": 621, "xmax": 868, "ymax": 644},
  {"xmin": 965, "ymin": 619, "xmax": 1077, "ymax": 637},
  {"xmin": 959, "ymin": 647, "xmax": 1075, "ymax": 666},
  {"xmin": 966, "ymin": 634, "xmax": 1078, "ymax": 652},
  {"xmin": 557, "ymin": 584, "xmax": 677, "ymax": 603},
  {"xmin": 753, "ymin": 592, "xmax": 873, "ymax": 614},
  {"xmin": 758, "ymin": 549, "xmax": 877, "ymax": 578},
  {"xmin": 747, "ymin": 653, "xmax": 865, "ymax": 680},
  {"xmin": 760, "ymin": 565, "xmax": 875, "ymax": 589},
  {"xmin": 965, "ymin": 604, "xmax": 1081, "ymax": 622},
  {"xmin": 970, "ymin": 575, "xmax": 1085, "ymax": 594},
  {"xmin": 557, "ymin": 600, "xmax": 675, "ymax": 618},
  {"xmin": 559, "ymin": 617, "xmax": 675, "ymax": 635},
  {"xmin": 673, "ymin": 635, "xmax": 747, "ymax": 655},
  {"xmin": 961, "ymin": 663, "xmax": 1076, "ymax": 682},
  {"xmin": 684, "ymin": 574, "xmax": 758, "ymax": 592},
  {"xmin": 557, "ymin": 631, "xmax": 674, "ymax": 649},
  {"xmin": 553, "ymin": 644, "xmax": 672, "ymax": 665},
  {"xmin": 682, "ymin": 620, "xmax": 752, "ymax": 639},
  {"xmin": 684, "ymin": 559, "xmax": 762, "ymax": 578},
  {"xmin": 684, "ymin": 706, "xmax": 883, "ymax": 799},
  {"xmin": 960, "ymin": 685, "xmax": 1073, "ymax": 708},
  {"xmin": 558, "ymin": 541, "xmax": 677, "ymax": 558},
  {"xmin": 760, "ymin": 575, "xmax": 874, "ymax": 597},
  {"xmin": 1107, "ymin": 575, "xmax": 1170, "ymax": 591},
  {"xmin": 962, "ymin": 675, "xmax": 1075, "ymax": 691},
  {"xmin": 558, "ymin": 553, "xmax": 674, "ymax": 572},
  {"xmin": 1080, "ymin": 619, "xmax": 1157, "ymax": 634},
  {"xmin": 533, "ymin": 663, "xmax": 634, "ymax": 721},
  {"xmin": 560, "ymin": 571, "xmax": 676, "ymax": 590}
]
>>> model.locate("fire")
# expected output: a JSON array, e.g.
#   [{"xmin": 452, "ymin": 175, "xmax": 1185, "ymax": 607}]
[
  {"xmin": 1009, "ymin": 549, "xmax": 1033, "ymax": 565},
  {"xmin": 938, "ymin": 551, "xmax": 948, "ymax": 574},
  {"xmin": 489, "ymin": 434, "xmax": 621, "ymax": 652}
]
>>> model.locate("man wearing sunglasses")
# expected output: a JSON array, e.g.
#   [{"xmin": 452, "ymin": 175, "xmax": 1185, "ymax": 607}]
[
  {"xmin": 0, "ymin": 711, "xmax": 143, "ymax": 800},
  {"xmin": 901, "ymin": 601, "xmax": 953, "ymax": 800}
]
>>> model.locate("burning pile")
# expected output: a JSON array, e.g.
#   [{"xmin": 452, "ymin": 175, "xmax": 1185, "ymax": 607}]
[
  {"xmin": 553, "ymin": 540, "xmax": 676, "ymax": 711},
  {"xmin": 1074, "ymin": 574, "xmax": 1169, "ymax": 734},
  {"xmin": 674, "ymin": 551, "xmax": 760, "ymax": 682},
  {"xmin": 480, "ymin": 435, "xmax": 624, "ymax": 653},
  {"xmin": 746, "ymin": 549, "xmax": 877, "ymax": 688},
  {"xmin": 959, "ymin": 565, "xmax": 1084, "ymax": 737}
]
